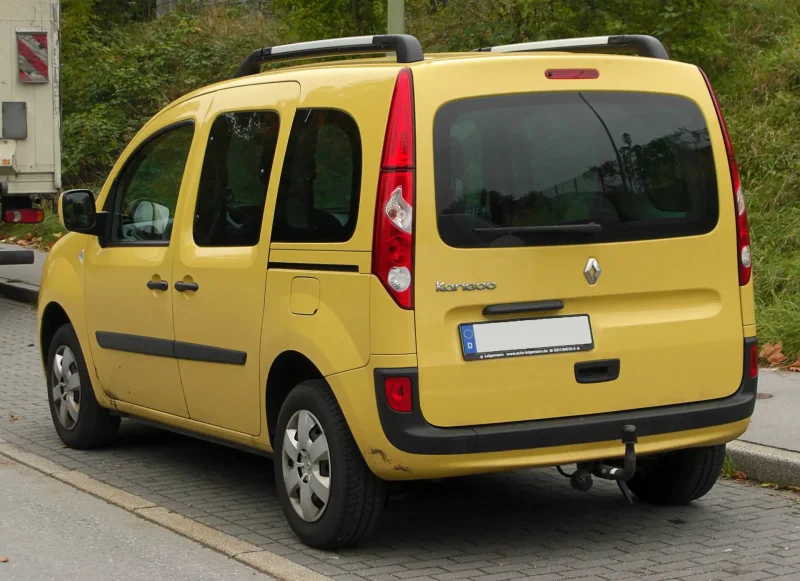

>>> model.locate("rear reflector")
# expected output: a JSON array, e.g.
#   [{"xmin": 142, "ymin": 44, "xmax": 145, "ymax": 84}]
[
  {"xmin": 699, "ymin": 67, "xmax": 751, "ymax": 286},
  {"xmin": 545, "ymin": 69, "xmax": 599, "ymax": 79},
  {"xmin": 384, "ymin": 377, "xmax": 413, "ymax": 412},
  {"xmin": 749, "ymin": 343, "xmax": 759, "ymax": 378},
  {"xmin": 3, "ymin": 209, "xmax": 44, "ymax": 224}
]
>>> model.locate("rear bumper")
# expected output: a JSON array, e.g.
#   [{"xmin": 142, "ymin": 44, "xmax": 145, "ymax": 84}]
[{"xmin": 374, "ymin": 337, "xmax": 758, "ymax": 456}]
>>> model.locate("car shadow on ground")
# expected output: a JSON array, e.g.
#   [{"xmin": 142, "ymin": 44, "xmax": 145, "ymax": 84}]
[{"xmin": 106, "ymin": 419, "xmax": 733, "ymax": 560}]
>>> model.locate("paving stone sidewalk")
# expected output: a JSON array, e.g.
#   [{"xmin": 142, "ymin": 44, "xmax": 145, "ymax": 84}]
[{"xmin": 2, "ymin": 297, "xmax": 799, "ymax": 581}]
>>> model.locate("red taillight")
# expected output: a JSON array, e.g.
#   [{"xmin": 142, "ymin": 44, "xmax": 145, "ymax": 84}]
[
  {"xmin": 749, "ymin": 343, "xmax": 759, "ymax": 379},
  {"xmin": 545, "ymin": 69, "xmax": 599, "ymax": 79},
  {"xmin": 3, "ymin": 208, "xmax": 44, "ymax": 224},
  {"xmin": 384, "ymin": 376, "xmax": 413, "ymax": 412},
  {"xmin": 699, "ymin": 67, "xmax": 751, "ymax": 286},
  {"xmin": 373, "ymin": 68, "xmax": 415, "ymax": 309}
]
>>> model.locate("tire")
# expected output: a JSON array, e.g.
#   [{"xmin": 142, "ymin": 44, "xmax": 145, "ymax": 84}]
[
  {"xmin": 627, "ymin": 444, "xmax": 726, "ymax": 505},
  {"xmin": 274, "ymin": 379, "xmax": 386, "ymax": 549},
  {"xmin": 46, "ymin": 323, "xmax": 120, "ymax": 449}
]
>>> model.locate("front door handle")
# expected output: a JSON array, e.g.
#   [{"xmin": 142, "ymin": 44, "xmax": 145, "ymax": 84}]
[
  {"xmin": 174, "ymin": 280, "xmax": 199, "ymax": 292},
  {"xmin": 146, "ymin": 280, "xmax": 168, "ymax": 291}
]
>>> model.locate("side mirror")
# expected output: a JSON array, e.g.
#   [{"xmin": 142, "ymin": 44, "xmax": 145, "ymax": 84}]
[{"xmin": 59, "ymin": 189, "xmax": 105, "ymax": 235}]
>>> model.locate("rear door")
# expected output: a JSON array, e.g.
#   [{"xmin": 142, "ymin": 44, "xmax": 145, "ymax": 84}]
[
  {"xmin": 170, "ymin": 82, "xmax": 299, "ymax": 436},
  {"xmin": 412, "ymin": 56, "xmax": 743, "ymax": 428}
]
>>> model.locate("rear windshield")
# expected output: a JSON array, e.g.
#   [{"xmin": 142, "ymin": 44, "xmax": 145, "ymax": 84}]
[{"xmin": 433, "ymin": 92, "xmax": 719, "ymax": 248}]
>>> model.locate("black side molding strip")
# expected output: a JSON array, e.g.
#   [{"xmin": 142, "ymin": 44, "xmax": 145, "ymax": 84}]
[
  {"xmin": 374, "ymin": 337, "xmax": 758, "ymax": 455},
  {"xmin": 96, "ymin": 332, "xmax": 174, "ymax": 358},
  {"xmin": 268, "ymin": 262, "xmax": 359, "ymax": 273},
  {"xmin": 483, "ymin": 300, "xmax": 564, "ymax": 316},
  {"xmin": 96, "ymin": 332, "xmax": 246, "ymax": 366}
]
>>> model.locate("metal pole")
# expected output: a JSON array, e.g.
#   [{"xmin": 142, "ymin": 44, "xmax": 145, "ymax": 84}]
[{"xmin": 387, "ymin": 0, "xmax": 404, "ymax": 34}]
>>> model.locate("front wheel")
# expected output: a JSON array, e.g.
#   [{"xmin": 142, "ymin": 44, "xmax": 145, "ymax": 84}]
[
  {"xmin": 627, "ymin": 444, "xmax": 726, "ymax": 505},
  {"xmin": 46, "ymin": 323, "xmax": 120, "ymax": 449},
  {"xmin": 274, "ymin": 380, "xmax": 386, "ymax": 549}
]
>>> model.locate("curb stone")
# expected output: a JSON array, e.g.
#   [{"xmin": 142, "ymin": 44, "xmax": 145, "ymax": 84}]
[
  {"xmin": 0, "ymin": 278, "xmax": 38, "ymax": 305},
  {"xmin": 728, "ymin": 440, "xmax": 800, "ymax": 487},
  {"xmin": 0, "ymin": 442, "xmax": 331, "ymax": 581}
]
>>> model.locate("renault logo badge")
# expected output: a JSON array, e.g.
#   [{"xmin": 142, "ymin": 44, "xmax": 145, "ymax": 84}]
[{"xmin": 584, "ymin": 258, "xmax": 601, "ymax": 285}]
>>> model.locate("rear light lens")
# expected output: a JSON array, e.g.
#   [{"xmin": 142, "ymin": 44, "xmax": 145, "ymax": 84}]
[
  {"xmin": 384, "ymin": 376, "xmax": 413, "ymax": 412},
  {"xmin": 3, "ymin": 208, "xmax": 44, "ymax": 224},
  {"xmin": 749, "ymin": 343, "xmax": 759, "ymax": 378},
  {"xmin": 699, "ymin": 67, "xmax": 751, "ymax": 286},
  {"xmin": 373, "ymin": 68, "xmax": 416, "ymax": 309}
]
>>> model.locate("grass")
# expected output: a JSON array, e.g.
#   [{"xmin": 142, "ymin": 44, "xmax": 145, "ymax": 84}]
[{"xmin": 721, "ymin": 455, "xmax": 737, "ymax": 479}]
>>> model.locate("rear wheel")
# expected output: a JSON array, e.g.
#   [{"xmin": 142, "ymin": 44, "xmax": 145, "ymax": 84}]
[
  {"xmin": 627, "ymin": 444, "xmax": 726, "ymax": 505},
  {"xmin": 274, "ymin": 380, "xmax": 386, "ymax": 549},
  {"xmin": 46, "ymin": 324, "xmax": 120, "ymax": 449}
]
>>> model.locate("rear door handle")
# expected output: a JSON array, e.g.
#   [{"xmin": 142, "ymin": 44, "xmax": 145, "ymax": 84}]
[
  {"xmin": 574, "ymin": 359, "xmax": 621, "ymax": 384},
  {"xmin": 146, "ymin": 280, "xmax": 168, "ymax": 291},
  {"xmin": 174, "ymin": 281, "xmax": 199, "ymax": 292},
  {"xmin": 483, "ymin": 300, "xmax": 564, "ymax": 316}
]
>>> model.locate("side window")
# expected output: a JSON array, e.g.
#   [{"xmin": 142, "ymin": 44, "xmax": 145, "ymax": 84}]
[
  {"xmin": 193, "ymin": 111, "xmax": 280, "ymax": 247},
  {"xmin": 272, "ymin": 109, "xmax": 361, "ymax": 243},
  {"xmin": 111, "ymin": 123, "xmax": 194, "ymax": 244}
]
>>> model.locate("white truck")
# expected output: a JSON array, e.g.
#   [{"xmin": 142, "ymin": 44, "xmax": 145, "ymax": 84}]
[{"xmin": 0, "ymin": 0, "xmax": 61, "ymax": 265}]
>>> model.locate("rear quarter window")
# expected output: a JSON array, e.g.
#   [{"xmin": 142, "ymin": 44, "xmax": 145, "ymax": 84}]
[{"xmin": 434, "ymin": 92, "xmax": 719, "ymax": 248}]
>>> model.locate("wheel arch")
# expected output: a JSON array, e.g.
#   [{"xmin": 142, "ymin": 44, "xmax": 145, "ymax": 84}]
[
  {"xmin": 265, "ymin": 350, "xmax": 324, "ymax": 444},
  {"xmin": 40, "ymin": 301, "xmax": 72, "ymax": 366}
]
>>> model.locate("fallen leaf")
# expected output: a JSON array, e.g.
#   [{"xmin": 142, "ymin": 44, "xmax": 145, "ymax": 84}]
[
  {"xmin": 761, "ymin": 482, "xmax": 774, "ymax": 487},
  {"xmin": 23, "ymin": 233, "xmax": 32, "ymax": 241},
  {"xmin": 16, "ymin": 239, "xmax": 29, "ymax": 247},
  {"xmin": 760, "ymin": 342, "xmax": 787, "ymax": 366},
  {"xmin": 787, "ymin": 358, "xmax": 800, "ymax": 372},
  {"xmin": 53, "ymin": 232, "xmax": 63, "ymax": 239},
  {"xmin": 47, "ymin": 241, "xmax": 56, "ymax": 250},
  {"xmin": 7, "ymin": 236, "xmax": 16, "ymax": 242},
  {"xmin": 733, "ymin": 470, "xmax": 747, "ymax": 480},
  {"xmin": 31, "ymin": 236, "xmax": 42, "ymax": 243},
  {"xmin": 0, "ymin": 557, "xmax": 8, "ymax": 563},
  {"xmin": 9, "ymin": 415, "xmax": 21, "ymax": 422}
]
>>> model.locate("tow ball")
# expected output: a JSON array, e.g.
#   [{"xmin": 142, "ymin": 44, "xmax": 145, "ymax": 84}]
[{"xmin": 556, "ymin": 425, "xmax": 638, "ymax": 504}]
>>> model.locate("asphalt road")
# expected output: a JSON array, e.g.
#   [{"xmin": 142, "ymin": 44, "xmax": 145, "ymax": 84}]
[
  {"xmin": 2, "ymin": 296, "xmax": 800, "ymax": 581},
  {"xmin": 0, "ymin": 456, "xmax": 272, "ymax": 581}
]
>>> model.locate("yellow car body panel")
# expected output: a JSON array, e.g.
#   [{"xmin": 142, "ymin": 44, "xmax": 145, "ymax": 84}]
[
  {"xmin": 39, "ymin": 48, "xmax": 757, "ymax": 480},
  {"xmin": 37, "ymin": 232, "xmax": 114, "ymax": 409}
]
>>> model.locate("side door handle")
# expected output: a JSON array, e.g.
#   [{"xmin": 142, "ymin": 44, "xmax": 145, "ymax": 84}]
[
  {"xmin": 174, "ymin": 281, "xmax": 199, "ymax": 292},
  {"xmin": 146, "ymin": 280, "xmax": 168, "ymax": 291}
]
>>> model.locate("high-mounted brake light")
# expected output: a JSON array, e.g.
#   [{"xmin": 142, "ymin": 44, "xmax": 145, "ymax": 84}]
[
  {"xmin": 372, "ymin": 68, "xmax": 415, "ymax": 309},
  {"xmin": 3, "ymin": 208, "xmax": 44, "ymax": 224},
  {"xmin": 699, "ymin": 67, "xmax": 751, "ymax": 286},
  {"xmin": 545, "ymin": 69, "xmax": 599, "ymax": 79}
]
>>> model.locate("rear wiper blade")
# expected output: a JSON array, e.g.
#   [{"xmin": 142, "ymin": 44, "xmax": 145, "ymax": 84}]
[{"xmin": 473, "ymin": 223, "xmax": 602, "ymax": 235}]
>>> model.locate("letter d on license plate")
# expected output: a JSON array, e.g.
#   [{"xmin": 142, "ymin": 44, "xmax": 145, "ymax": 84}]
[{"xmin": 459, "ymin": 315, "xmax": 594, "ymax": 361}]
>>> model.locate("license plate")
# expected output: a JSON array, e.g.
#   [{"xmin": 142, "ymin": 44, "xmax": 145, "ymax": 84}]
[{"xmin": 459, "ymin": 315, "xmax": 594, "ymax": 361}]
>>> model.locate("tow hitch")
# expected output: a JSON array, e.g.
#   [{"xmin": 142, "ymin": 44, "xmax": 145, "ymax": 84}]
[{"xmin": 556, "ymin": 425, "xmax": 638, "ymax": 503}]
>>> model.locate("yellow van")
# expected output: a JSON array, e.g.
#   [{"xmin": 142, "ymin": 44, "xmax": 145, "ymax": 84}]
[{"xmin": 40, "ymin": 34, "xmax": 758, "ymax": 549}]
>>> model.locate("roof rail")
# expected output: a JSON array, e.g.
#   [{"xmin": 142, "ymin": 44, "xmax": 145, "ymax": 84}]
[
  {"xmin": 472, "ymin": 35, "xmax": 669, "ymax": 60},
  {"xmin": 233, "ymin": 34, "xmax": 424, "ymax": 78}
]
